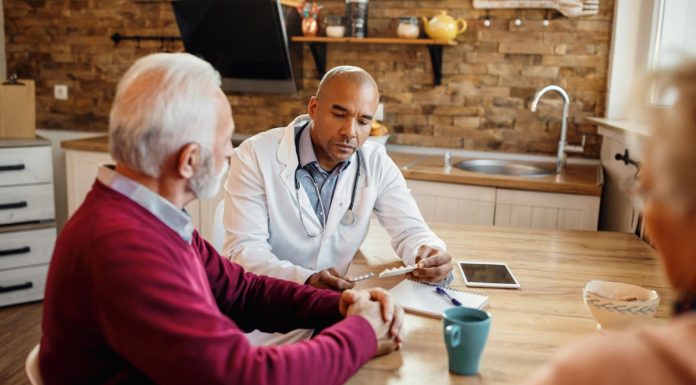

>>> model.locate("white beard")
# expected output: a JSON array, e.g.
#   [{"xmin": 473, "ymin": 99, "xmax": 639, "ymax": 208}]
[{"xmin": 189, "ymin": 158, "xmax": 229, "ymax": 199}]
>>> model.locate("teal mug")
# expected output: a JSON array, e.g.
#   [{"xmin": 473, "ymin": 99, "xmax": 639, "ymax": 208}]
[{"xmin": 443, "ymin": 307, "xmax": 491, "ymax": 376}]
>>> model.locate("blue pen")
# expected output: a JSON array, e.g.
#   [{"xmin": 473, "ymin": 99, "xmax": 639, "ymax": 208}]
[{"xmin": 435, "ymin": 286, "xmax": 462, "ymax": 306}]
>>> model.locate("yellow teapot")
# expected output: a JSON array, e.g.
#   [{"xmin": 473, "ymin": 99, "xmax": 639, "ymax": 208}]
[{"xmin": 422, "ymin": 11, "xmax": 467, "ymax": 40}]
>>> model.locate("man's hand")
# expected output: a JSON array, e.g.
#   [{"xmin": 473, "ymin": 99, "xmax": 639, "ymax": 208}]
[
  {"xmin": 305, "ymin": 267, "xmax": 354, "ymax": 291},
  {"xmin": 408, "ymin": 245, "xmax": 453, "ymax": 283},
  {"xmin": 339, "ymin": 288, "xmax": 404, "ymax": 356}
]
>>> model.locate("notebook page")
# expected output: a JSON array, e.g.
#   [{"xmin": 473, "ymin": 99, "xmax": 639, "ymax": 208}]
[{"xmin": 388, "ymin": 279, "xmax": 488, "ymax": 319}]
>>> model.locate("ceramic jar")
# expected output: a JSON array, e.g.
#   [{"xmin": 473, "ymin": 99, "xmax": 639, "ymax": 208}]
[
  {"xmin": 397, "ymin": 16, "xmax": 420, "ymax": 39},
  {"xmin": 325, "ymin": 15, "xmax": 345, "ymax": 37}
]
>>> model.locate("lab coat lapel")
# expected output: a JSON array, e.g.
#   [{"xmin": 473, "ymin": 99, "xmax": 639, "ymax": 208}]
[
  {"xmin": 277, "ymin": 117, "xmax": 322, "ymax": 230},
  {"xmin": 277, "ymin": 120, "xmax": 299, "ymax": 195}
]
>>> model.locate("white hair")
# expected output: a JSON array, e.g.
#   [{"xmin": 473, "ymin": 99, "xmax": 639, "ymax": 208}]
[{"xmin": 109, "ymin": 52, "xmax": 222, "ymax": 177}]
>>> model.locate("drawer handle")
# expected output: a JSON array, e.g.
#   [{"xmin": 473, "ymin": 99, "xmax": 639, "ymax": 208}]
[
  {"xmin": 0, "ymin": 246, "xmax": 31, "ymax": 257},
  {"xmin": 0, "ymin": 201, "xmax": 27, "ymax": 210},
  {"xmin": 0, "ymin": 164, "xmax": 26, "ymax": 172},
  {"xmin": 0, "ymin": 281, "xmax": 33, "ymax": 293}
]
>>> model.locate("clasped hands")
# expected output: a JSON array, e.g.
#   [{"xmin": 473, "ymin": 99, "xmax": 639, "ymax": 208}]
[{"xmin": 339, "ymin": 288, "xmax": 404, "ymax": 357}]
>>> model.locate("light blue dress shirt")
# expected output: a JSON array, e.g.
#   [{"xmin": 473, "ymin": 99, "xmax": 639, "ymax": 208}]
[
  {"xmin": 97, "ymin": 165, "xmax": 194, "ymax": 244},
  {"xmin": 296, "ymin": 125, "xmax": 351, "ymax": 228}
]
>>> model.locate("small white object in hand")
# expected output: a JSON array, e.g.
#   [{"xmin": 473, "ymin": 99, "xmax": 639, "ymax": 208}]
[
  {"xmin": 347, "ymin": 272, "xmax": 375, "ymax": 282},
  {"xmin": 378, "ymin": 264, "xmax": 417, "ymax": 278}
]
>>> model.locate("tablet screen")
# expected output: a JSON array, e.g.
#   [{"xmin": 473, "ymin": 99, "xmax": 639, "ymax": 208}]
[{"xmin": 459, "ymin": 262, "xmax": 517, "ymax": 284}]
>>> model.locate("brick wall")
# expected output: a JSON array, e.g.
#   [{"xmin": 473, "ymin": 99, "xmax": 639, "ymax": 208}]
[{"xmin": 4, "ymin": 0, "xmax": 613, "ymax": 157}]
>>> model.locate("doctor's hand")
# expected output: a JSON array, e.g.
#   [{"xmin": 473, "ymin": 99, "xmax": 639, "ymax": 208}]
[
  {"xmin": 408, "ymin": 245, "xmax": 453, "ymax": 284},
  {"xmin": 339, "ymin": 289, "xmax": 404, "ymax": 356},
  {"xmin": 306, "ymin": 267, "xmax": 355, "ymax": 291}
]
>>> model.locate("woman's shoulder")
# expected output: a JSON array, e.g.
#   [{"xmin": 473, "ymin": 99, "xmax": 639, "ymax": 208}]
[{"xmin": 525, "ymin": 318, "xmax": 696, "ymax": 385}]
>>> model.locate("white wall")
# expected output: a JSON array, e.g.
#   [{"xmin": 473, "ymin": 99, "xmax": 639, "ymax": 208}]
[{"xmin": 605, "ymin": 0, "xmax": 657, "ymax": 119}]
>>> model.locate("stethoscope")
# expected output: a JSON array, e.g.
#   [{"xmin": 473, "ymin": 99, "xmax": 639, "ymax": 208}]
[{"xmin": 294, "ymin": 121, "xmax": 361, "ymax": 237}]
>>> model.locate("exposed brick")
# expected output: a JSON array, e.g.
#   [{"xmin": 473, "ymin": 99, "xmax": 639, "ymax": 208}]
[
  {"xmin": 499, "ymin": 41, "xmax": 555, "ymax": 55},
  {"xmin": 487, "ymin": 63, "xmax": 521, "ymax": 77},
  {"xmin": 453, "ymin": 116, "xmax": 481, "ymax": 129},
  {"xmin": 433, "ymin": 125, "xmax": 475, "ymax": 137},
  {"xmin": 521, "ymin": 65, "xmax": 560, "ymax": 78},
  {"xmin": 5, "ymin": 0, "xmax": 611, "ymax": 158},
  {"xmin": 432, "ymin": 106, "xmax": 482, "ymax": 116}
]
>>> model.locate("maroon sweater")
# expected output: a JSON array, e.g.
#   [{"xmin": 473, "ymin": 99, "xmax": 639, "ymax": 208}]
[{"xmin": 40, "ymin": 181, "xmax": 376, "ymax": 384}]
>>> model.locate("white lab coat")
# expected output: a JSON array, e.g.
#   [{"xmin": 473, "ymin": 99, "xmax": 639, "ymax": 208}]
[{"xmin": 222, "ymin": 115, "xmax": 446, "ymax": 284}]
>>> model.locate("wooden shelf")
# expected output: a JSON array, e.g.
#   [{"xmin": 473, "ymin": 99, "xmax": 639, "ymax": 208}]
[
  {"xmin": 290, "ymin": 36, "xmax": 457, "ymax": 85},
  {"xmin": 291, "ymin": 36, "xmax": 457, "ymax": 46},
  {"xmin": 280, "ymin": 0, "xmax": 302, "ymax": 7}
]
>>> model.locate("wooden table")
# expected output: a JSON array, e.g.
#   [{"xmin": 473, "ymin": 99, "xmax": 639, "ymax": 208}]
[{"xmin": 346, "ymin": 221, "xmax": 672, "ymax": 385}]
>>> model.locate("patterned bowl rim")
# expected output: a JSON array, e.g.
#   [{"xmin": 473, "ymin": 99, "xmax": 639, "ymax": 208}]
[
  {"xmin": 584, "ymin": 288, "xmax": 660, "ymax": 305},
  {"xmin": 584, "ymin": 293, "xmax": 660, "ymax": 316}
]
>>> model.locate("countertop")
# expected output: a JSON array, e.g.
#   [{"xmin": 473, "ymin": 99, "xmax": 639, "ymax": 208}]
[
  {"xmin": 347, "ymin": 220, "xmax": 670, "ymax": 385},
  {"xmin": 0, "ymin": 136, "xmax": 51, "ymax": 148},
  {"xmin": 62, "ymin": 135, "xmax": 603, "ymax": 196},
  {"xmin": 390, "ymin": 152, "xmax": 603, "ymax": 196},
  {"xmin": 585, "ymin": 117, "xmax": 650, "ymax": 136},
  {"xmin": 61, "ymin": 135, "xmax": 109, "ymax": 152}
]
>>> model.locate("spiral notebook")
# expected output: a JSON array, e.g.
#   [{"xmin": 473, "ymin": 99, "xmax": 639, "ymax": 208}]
[{"xmin": 388, "ymin": 279, "xmax": 488, "ymax": 319}]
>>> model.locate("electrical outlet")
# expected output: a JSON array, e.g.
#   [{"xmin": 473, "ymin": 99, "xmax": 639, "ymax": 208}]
[
  {"xmin": 54, "ymin": 84, "xmax": 68, "ymax": 100},
  {"xmin": 375, "ymin": 103, "xmax": 384, "ymax": 121}
]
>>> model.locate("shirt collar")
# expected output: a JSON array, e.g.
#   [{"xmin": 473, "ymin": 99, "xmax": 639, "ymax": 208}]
[
  {"xmin": 298, "ymin": 121, "xmax": 352, "ymax": 172},
  {"xmin": 97, "ymin": 165, "xmax": 194, "ymax": 244}
]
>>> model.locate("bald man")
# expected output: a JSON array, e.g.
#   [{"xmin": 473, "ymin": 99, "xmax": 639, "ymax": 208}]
[{"xmin": 222, "ymin": 66, "xmax": 452, "ymax": 344}]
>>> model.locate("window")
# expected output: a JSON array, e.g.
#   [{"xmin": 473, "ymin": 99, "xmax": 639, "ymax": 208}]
[{"xmin": 648, "ymin": 0, "xmax": 696, "ymax": 105}]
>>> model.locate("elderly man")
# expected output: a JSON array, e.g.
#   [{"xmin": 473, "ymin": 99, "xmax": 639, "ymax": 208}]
[
  {"xmin": 224, "ymin": 66, "xmax": 453, "ymax": 289},
  {"xmin": 40, "ymin": 53, "xmax": 403, "ymax": 385},
  {"xmin": 223, "ymin": 66, "xmax": 452, "ymax": 344}
]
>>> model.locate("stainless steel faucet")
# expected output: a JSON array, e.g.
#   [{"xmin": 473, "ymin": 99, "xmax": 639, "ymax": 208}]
[
  {"xmin": 530, "ymin": 85, "xmax": 585, "ymax": 173},
  {"xmin": 443, "ymin": 150, "xmax": 452, "ymax": 171}
]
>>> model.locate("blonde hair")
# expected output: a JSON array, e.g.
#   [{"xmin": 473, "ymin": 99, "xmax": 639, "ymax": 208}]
[{"xmin": 639, "ymin": 59, "xmax": 696, "ymax": 214}]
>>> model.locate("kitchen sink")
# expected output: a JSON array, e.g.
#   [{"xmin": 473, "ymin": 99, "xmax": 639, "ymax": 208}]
[{"xmin": 453, "ymin": 159, "xmax": 556, "ymax": 176}]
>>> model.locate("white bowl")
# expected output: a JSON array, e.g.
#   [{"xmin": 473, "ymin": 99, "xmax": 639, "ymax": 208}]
[
  {"xmin": 583, "ymin": 280, "xmax": 660, "ymax": 330},
  {"xmin": 366, "ymin": 134, "xmax": 390, "ymax": 145}
]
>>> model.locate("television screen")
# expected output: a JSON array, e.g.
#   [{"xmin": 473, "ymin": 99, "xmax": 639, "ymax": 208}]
[{"xmin": 173, "ymin": 0, "xmax": 302, "ymax": 93}]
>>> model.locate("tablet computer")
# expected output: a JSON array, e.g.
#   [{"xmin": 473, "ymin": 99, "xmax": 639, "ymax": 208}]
[{"xmin": 457, "ymin": 261, "xmax": 520, "ymax": 289}]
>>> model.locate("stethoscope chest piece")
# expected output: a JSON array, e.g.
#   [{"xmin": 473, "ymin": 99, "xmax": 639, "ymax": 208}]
[
  {"xmin": 341, "ymin": 209, "xmax": 355, "ymax": 226},
  {"xmin": 294, "ymin": 120, "xmax": 361, "ymax": 234}
]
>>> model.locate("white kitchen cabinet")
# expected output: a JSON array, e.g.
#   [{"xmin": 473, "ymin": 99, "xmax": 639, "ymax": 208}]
[
  {"xmin": 64, "ymin": 149, "xmax": 202, "ymax": 238},
  {"xmin": 406, "ymin": 179, "xmax": 496, "ymax": 225},
  {"xmin": 494, "ymin": 189, "xmax": 600, "ymax": 230},
  {"xmin": 0, "ymin": 139, "xmax": 56, "ymax": 307},
  {"xmin": 406, "ymin": 179, "xmax": 599, "ymax": 230},
  {"xmin": 595, "ymin": 123, "xmax": 644, "ymax": 232}
]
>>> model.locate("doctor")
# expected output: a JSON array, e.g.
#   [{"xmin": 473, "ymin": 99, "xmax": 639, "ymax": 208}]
[{"xmin": 222, "ymin": 66, "xmax": 452, "ymax": 292}]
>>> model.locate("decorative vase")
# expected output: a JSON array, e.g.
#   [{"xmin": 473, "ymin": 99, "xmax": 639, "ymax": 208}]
[{"xmin": 302, "ymin": 17, "xmax": 318, "ymax": 36}]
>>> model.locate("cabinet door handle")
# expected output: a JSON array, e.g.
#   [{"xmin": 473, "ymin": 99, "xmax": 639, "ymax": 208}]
[
  {"xmin": 0, "ymin": 201, "xmax": 28, "ymax": 210},
  {"xmin": 0, "ymin": 246, "xmax": 31, "ymax": 257},
  {"xmin": 0, "ymin": 164, "xmax": 26, "ymax": 172},
  {"xmin": 0, "ymin": 281, "xmax": 33, "ymax": 293}
]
